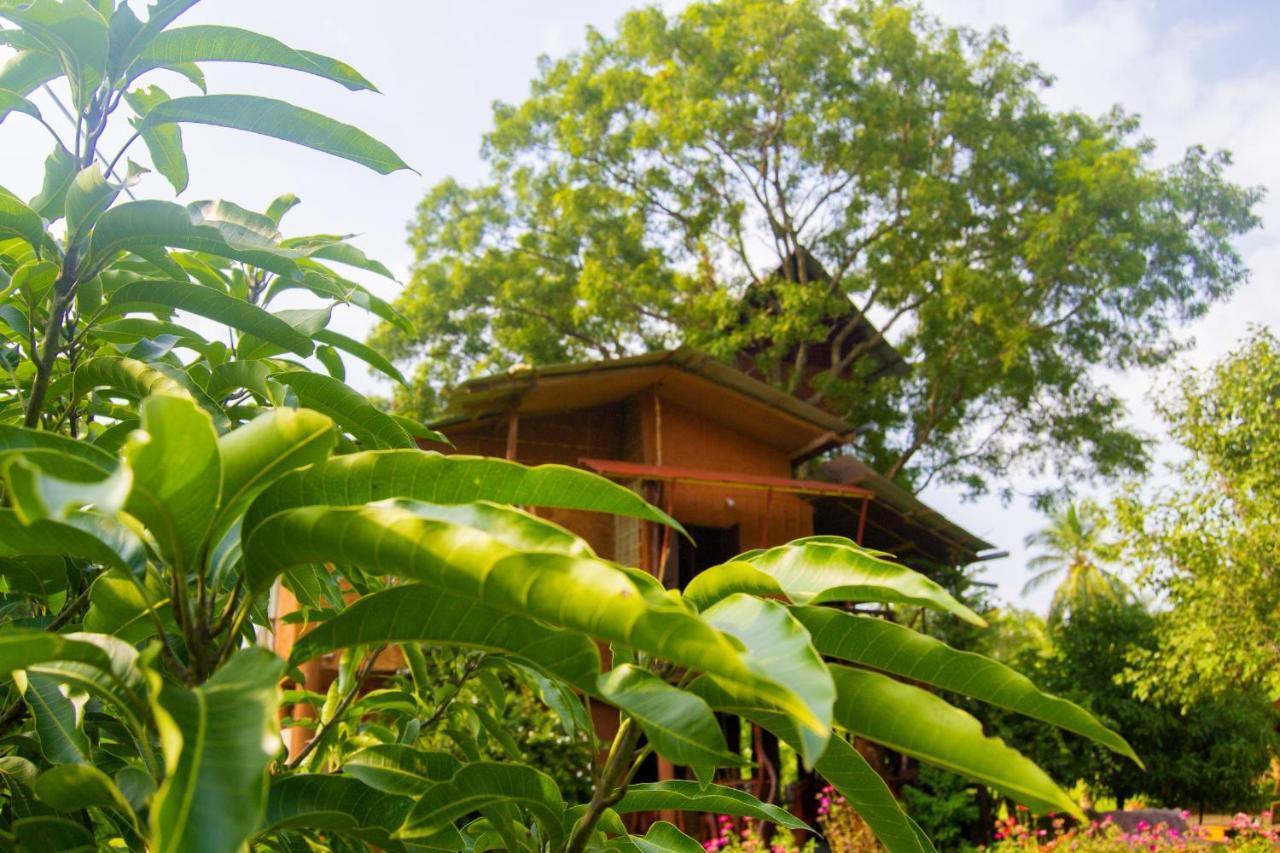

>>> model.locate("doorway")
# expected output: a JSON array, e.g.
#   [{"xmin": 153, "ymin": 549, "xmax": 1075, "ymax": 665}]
[{"xmin": 672, "ymin": 523, "xmax": 740, "ymax": 591}]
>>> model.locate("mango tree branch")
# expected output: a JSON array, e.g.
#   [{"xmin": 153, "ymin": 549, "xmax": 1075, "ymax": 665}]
[{"xmin": 565, "ymin": 716, "xmax": 644, "ymax": 853}]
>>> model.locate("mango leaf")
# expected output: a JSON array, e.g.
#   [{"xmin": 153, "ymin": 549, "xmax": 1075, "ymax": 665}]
[
  {"xmin": 829, "ymin": 664, "xmax": 1082, "ymax": 818},
  {"xmin": 396, "ymin": 762, "xmax": 564, "ymax": 846},
  {"xmin": 33, "ymin": 763, "xmax": 136, "ymax": 822},
  {"xmin": 88, "ymin": 200, "xmax": 302, "ymax": 278},
  {"xmin": 607, "ymin": 821, "xmax": 705, "ymax": 853},
  {"xmin": 17, "ymin": 672, "xmax": 90, "ymax": 764},
  {"xmin": 0, "ymin": 423, "xmax": 116, "ymax": 476},
  {"xmin": 614, "ymin": 781, "xmax": 810, "ymax": 831},
  {"xmin": 29, "ymin": 145, "xmax": 76, "ymax": 219},
  {"xmin": 793, "ymin": 606, "xmax": 1140, "ymax": 764},
  {"xmin": 314, "ymin": 328, "xmax": 407, "ymax": 385},
  {"xmin": 701, "ymin": 594, "xmax": 833, "ymax": 764},
  {"xmin": 139, "ymin": 95, "xmax": 412, "ymax": 174},
  {"xmin": 0, "ymin": 510, "xmax": 147, "ymax": 574},
  {"xmin": 272, "ymin": 371, "xmax": 412, "ymax": 448},
  {"xmin": 734, "ymin": 538, "xmax": 985, "ymax": 626},
  {"xmin": 0, "ymin": 50, "xmax": 63, "ymax": 97},
  {"xmin": 105, "ymin": 280, "xmax": 314, "ymax": 356},
  {"xmin": 123, "ymin": 393, "xmax": 220, "ymax": 572},
  {"xmin": 211, "ymin": 407, "xmax": 335, "ymax": 539},
  {"xmin": 83, "ymin": 567, "xmax": 175, "ymax": 645},
  {"xmin": 297, "ymin": 239, "xmax": 397, "ymax": 279},
  {"xmin": 135, "ymin": 25, "xmax": 377, "ymax": 91},
  {"xmin": 4, "ymin": 455, "xmax": 132, "ymax": 524},
  {"xmin": 290, "ymin": 584, "xmax": 600, "ymax": 691},
  {"xmin": 242, "ymin": 503, "xmax": 804, "ymax": 720},
  {"xmin": 0, "ymin": 86, "xmax": 41, "ymax": 123},
  {"xmin": 241, "ymin": 449, "xmax": 681, "ymax": 540},
  {"xmin": 124, "ymin": 85, "xmax": 189, "ymax": 193},
  {"xmin": 343, "ymin": 745, "xmax": 462, "ymax": 797},
  {"xmin": 259, "ymin": 775, "xmax": 413, "ymax": 848},
  {"xmin": 73, "ymin": 355, "xmax": 189, "ymax": 401},
  {"xmin": 0, "ymin": 186, "xmax": 51, "ymax": 256},
  {"xmin": 11, "ymin": 815, "xmax": 95, "ymax": 852},
  {"xmin": 147, "ymin": 647, "xmax": 285, "ymax": 853},
  {"xmin": 683, "ymin": 560, "xmax": 783, "ymax": 611},
  {"xmin": 597, "ymin": 664, "xmax": 741, "ymax": 784}
]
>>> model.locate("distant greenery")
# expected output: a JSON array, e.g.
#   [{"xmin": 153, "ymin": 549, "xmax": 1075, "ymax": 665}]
[
  {"xmin": 1022, "ymin": 502, "xmax": 1129, "ymax": 625},
  {"xmin": 374, "ymin": 0, "xmax": 1261, "ymax": 502}
]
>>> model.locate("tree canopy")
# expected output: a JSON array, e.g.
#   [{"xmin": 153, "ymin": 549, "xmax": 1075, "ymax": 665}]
[
  {"xmin": 372, "ymin": 0, "xmax": 1261, "ymax": 498},
  {"xmin": 1116, "ymin": 330, "xmax": 1280, "ymax": 704}
]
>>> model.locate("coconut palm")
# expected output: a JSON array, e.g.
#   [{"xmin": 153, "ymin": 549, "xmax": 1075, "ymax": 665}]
[{"xmin": 1024, "ymin": 502, "xmax": 1130, "ymax": 623}]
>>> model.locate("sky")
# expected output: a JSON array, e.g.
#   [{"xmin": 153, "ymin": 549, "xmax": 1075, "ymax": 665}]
[{"xmin": 3, "ymin": 0, "xmax": 1277, "ymax": 614}]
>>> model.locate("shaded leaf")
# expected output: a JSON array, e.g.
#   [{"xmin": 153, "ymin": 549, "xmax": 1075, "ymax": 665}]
[{"xmin": 614, "ymin": 781, "xmax": 810, "ymax": 831}]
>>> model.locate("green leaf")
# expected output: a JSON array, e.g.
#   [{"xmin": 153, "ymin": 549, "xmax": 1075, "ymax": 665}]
[
  {"xmin": 0, "ymin": 630, "xmax": 120, "ymax": 679},
  {"xmin": 0, "ymin": 0, "xmax": 108, "ymax": 107},
  {"xmin": 139, "ymin": 94, "xmax": 412, "ymax": 174},
  {"xmin": 343, "ymin": 744, "xmax": 462, "ymax": 796},
  {"xmin": 110, "ymin": 0, "xmax": 201, "ymax": 76},
  {"xmin": 73, "ymin": 355, "xmax": 189, "ymax": 401},
  {"xmin": 123, "ymin": 393, "xmax": 220, "ymax": 571},
  {"xmin": 735, "ymin": 538, "xmax": 986, "ymax": 625},
  {"xmin": 4, "ymin": 454, "xmax": 132, "ymax": 523},
  {"xmin": 396, "ymin": 761, "xmax": 564, "ymax": 846},
  {"xmin": 0, "ymin": 423, "xmax": 116, "ymax": 477},
  {"xmin": 290, "ymin": 584, "xmax": 601, "ymax": 690},
  {"xmin": 212, "ymin": 407, "xmax": 335, "ymax": 539},
  {"xmin": 607, "ymin": 821, "xmax": 705, "ymax": 853},
  {"xmin": 105, "ymin": 280, "xmax": 314, "ymax": 356},
  {"xmin": 65, "ymin": 164, "xmax": 121, "ymax": 244},
  {"xmin": 0, "ymin": 86, "xmax": 41, "ymax": 123},
  {"xmin": 259, "ymin": 775, "xmax": 412, "ymax": 848},
  {"xmin": 272, "ymin": 371, "xmax": 413, "ymax": 448},
  {"xmin": 314, "ymin": 328, "xmax": 407, "ymax": 385},
  {"xmin": 11, "ymin": 815, "xmax": 95, "ymax": 852},
  {"xmin": 29, "ymin": 146, "xmax": 76, "ymax": 220},
  {"xmin": 147, "ymin": 647, "xmax": 285, "ymax": 853},
  {"xmin": 614, "ymin": 781, "xmax": 810, "ymax": 831},
  {"xmin": 701, "ymin": 594, "xmax": 834, "ymax": 764},
  {"xmin": 242, "ymin": 503, "xmax": 779, "ymax": 710},
  {"xmin": 683, "ymin": 560, "xmax": 783, "ymax": 611},
  {"xmin": 0, "ymin": 185, "xmax": 51, "ymax": 256},
  {"xmin": 597, "ymin": 664, "xmax": 741, "ymax": 784},
  {"xmin": 84, "ymin": 567, "xmax": 174, "ymax": 644},
  {"xmin": 88, "ymin": 200, "xmax": 302, "ymax": 278},
  {"xmin": 135, "ymin": 25, "xmax": 377, "ymax": 91},
  {"xmin": 0, "ymin": 510, "xmax": 147, "ymax": 574},
  {"xmin": 17, "ymin": 672, "xmax": 90, "ymax": 764},
  {"xmin": 269, "ymin": 267, "xmax": 411, "ymax": 332},
  {"xmin": 241, "ymin": 449, "xmax": 681, "ymax": 540},
  {"xmin": 301, "ymin": 239, "xmax": 396, "ymax": 279},
  {"xmin": 125, "ymin": 84, "xmax": 189, "ymax": 193},
  {"xmin": 33, "ymin": 763, "xmax": 136, "ymax": 821},
  {"xmin": 793, "ymin": 606, "xmax": 1140, "ymax": 764},
  {"xmin": 828, "ymin": 664, "xmax": 1082, "ymax": 818},
  {"xmin": 0, "ymin": 49, "xmax": 63, "ymax": 97}
]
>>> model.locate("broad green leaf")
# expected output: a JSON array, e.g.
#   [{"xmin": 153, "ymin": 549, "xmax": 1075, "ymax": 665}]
[
  {"xmin": 269, "ymin": 266, "xmax": 411, "ymax": 332},
  {"xmin": 135, "ymin": 25, "xmax": 377, "ymax": 91},
  {"xmin": 241, "ymin": 449, "xmax": 681, "ymax": 540},
  {"xmin": 124, "ymin": 84, "xmax": 189, "ymax": 193},
  {"xmin": 0, "ymin": 423, "xmax": 116, "ymax": 476},
  {"xmin": 0, "ymin": 185, "xmax": 51, "ymax": 256},
  {"xmin": 793, "ymin": 606, "xmax": 1140, "ymax": 764},
  {"xmin": 614, "ymin": 781, "xmax": 810, "ymax": 831},
  {"xmin": 259, "ymin": 775, "xmax": 412, "ymax": 848},
  {"xmin": 683, "ymin": 560, "xmax": 783, "ymax": 611},
  {"xmin": 0, "ymin": 50, "xmax": 63, "ymax": 97},
  {"xmin": 88, "ymin": 200, "xmax": 302, "ymax": 278},
  {"xmin": 17, "ymin": 672, "xmax": 90, "ymax": 764},
  {"xmin": 83, "ymin": 567, "xmax": 174, "ymax": 644},
  {"xmin": 735, "ymin": 538, "xmax": 985, "ymax": 625},
  {"xmin": 73, "ymin": 355, "xmax": 188, "ymax": 401},
  {"xmin": 242, "ymin": 503, "xmax": 792, "ymax": 714},
  {"xmin": 0, "ymin": 509, "xmax": 147, "ymax": 574},
  {"xmin": 123, "ymin": 393, "xmax": 220, "ymax": 571},
  {"xmin": 607, "ymin": 821, "xmax": 705, "ymax": 853},
  {"xmin": 33, "ymin": 763, "xmax": 135, "ymax": 821},
  {"xmin": 396, "ymin": 761, "xmax": 564, "ymax": 846},
  {"xmin": 212, "ymin": 407, "xmax": 335, "ymax": 538},
  {"xmin": 110, "ymin": 0, "xmax": 201, "ymax": 75},
  {"xmin": 343, "ymin": 745, "xmax": 462, "ymax": 796},
  {"xmin": 597, "ymin": 664, "xmax": 741, "ymax": 784},
  {"xmin": 205, "ymin": 359, "xmax": 279, "ymax": 401},
  {"xmin": 264, "ymin": 193, "xmax": 299, "ymax": 225},
  {"xmin": 29, "ymin": 146, "xmax": 76, "ymax": 219},
  {"xmin": 95, "ymin": 317, "xmax": 212, "ymax": 354},
  {"xmin": 105, "ymin": 280, "xmax": 314, "ymax": 356},
  {"xmin": 301, "ymin": 239, "xmax": 396, "ymax": 279},
  {"xmin": 829, "ymin": 664, "xmax": 1082, "ymax": 818},
  {"xmin": 0, "ymin": 631, "xmax": 119, "ymax": 679},
  {"xmin": 11, "ymin": 815, "xmax": 95, "ymax": 852},
  {"xmin": 288, "ymin": 585, "xmax": 601, "ymax": 691},
  {"xmin": 0, "ymin": 556, "xmax": 67, "ymax": 597},
  {"xmin": 314, "ymin": 328, "xmax": 407, "ymax": 385},
  {"xmin": 701, "ymin": 594, "xmax": 834, "ymax": 764},
  {"xmin": 147, "ymin": 647, "xmax": 285, "ymax": 853},
  {"xmin": 139, "ymin": 94, "xmax": 412, "ymax": 174},
  {"xmin": 272, "ymin": 371, "xmax": 413, "ymax": 448},
  {"xmin": 0, "ymin": 86, "xmax": 41, "ymax": 123},
  {"xmin": 65, "ymin": 164, "xmax": 121, "ymax": 244},
  {"xmin": 4, "ymin": 454, "xmax": 132, "ymax": 523},
  {"xmin": 0, "ymin": 0, "xmax": 108, "ymax": 106}
]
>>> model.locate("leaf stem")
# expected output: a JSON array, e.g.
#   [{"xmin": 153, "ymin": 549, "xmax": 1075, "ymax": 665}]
[
  {"xmin": 565, "ymin": 716, "xmax": 643, "ymax": 853},
  {"xmin": 285, "ymin": 645, "xmax": 384, "ymax": 771}
]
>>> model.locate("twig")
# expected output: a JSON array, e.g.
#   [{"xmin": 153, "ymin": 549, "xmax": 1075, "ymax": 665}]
[{"xmin": 285, "ymin": 645, "xmax": 385, "ymax": 771}]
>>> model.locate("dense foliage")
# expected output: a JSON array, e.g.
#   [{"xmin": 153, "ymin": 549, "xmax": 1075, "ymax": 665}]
[
  {"xmin": 1114, "ymin": 330, "xmax": 1280, "ymax": 703},
  {"xmin": 0, "ymin": 2, "xmax": 1140, "ymax": 851},
  {"xmin": 372, "ymin": 0, "xmax": 1261, "ymax": 501}
]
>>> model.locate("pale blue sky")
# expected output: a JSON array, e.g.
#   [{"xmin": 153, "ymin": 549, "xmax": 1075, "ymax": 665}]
[{"xmin": 3, "ymin": 1, "xmax": 1277, "ymax": 613}]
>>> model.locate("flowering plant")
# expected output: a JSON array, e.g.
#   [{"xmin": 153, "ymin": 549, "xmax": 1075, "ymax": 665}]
[{"xmin": 984, "ymin": 808, "xmax": 1277, "ymax": 852}]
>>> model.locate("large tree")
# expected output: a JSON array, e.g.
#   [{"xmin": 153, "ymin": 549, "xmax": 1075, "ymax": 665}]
[
  {"xmin": 373, "ymin": 0, "xmax": 1260, "ymax": 497},
  {"xmin": 1022, "ymin": 502, "xmax": 1129, "ymax": 625},
  {"xmin": 1115, "ymin": 330, "xmax": 1280, "ymax": 704}
]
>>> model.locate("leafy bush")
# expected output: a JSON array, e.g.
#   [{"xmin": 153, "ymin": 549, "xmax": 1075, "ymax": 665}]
[
  {"xmin": 903, "ymin": 765, "xmax": 982, "ymax": 849},
  {"xmin": 984, "ymin": 809, "xmax": 1278, "ymax": 852},
  {"xmin": 0, "ymin": 2, "xmax": 1138, "ymax": 851}
]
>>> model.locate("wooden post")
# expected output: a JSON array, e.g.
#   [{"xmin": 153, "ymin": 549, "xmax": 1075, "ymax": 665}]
[
  {"xmin": 504, "ymin": 406, "xmax": 520, "ymax": 460},
  {"xmin": 760, "ymin": 487, "xmax": 774, "ymax": 548},
  {"xmin": 856, "ymin": 496, "xmax": 869, "ymax": 544}
]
